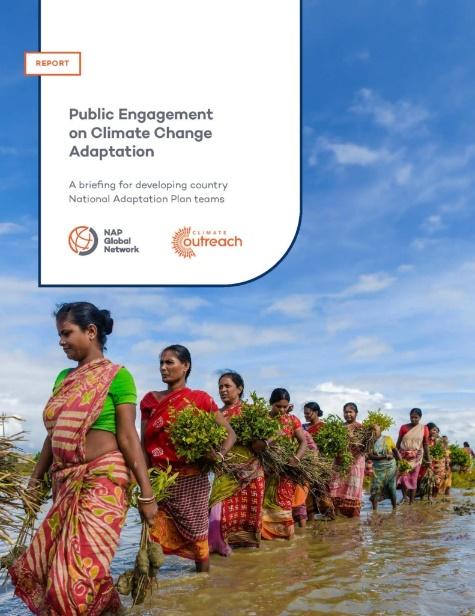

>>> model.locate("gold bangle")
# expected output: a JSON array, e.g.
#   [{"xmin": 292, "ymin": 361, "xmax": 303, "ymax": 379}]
[
  {"xmin": 137, "ymin": 495, "xmax": 155, "ymax": 503},
  {"xmin": 216, "ymin": 451, "xmax": 225, "ymax": 463}
]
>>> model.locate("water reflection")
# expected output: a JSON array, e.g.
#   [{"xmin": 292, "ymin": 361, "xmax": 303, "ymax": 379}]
[{"xmin": 1, "ymin": 492, "xmax": 474, "ymax": 616}]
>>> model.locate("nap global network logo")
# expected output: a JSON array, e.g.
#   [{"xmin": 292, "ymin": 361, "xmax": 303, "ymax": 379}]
[
  {"xmin": 172, "ymin": 226, "xmax": 243, "ymax": 259},
  {"xmin": 68, "ymin": 225, "xmax": 98, "ymax": 256}
]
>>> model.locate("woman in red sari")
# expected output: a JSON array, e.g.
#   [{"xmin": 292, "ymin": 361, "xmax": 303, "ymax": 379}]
[
  {"xmin": 9, "ymin": 302, "xmax": 157, "ymax": 616},
  {"xmin": 329, "ymin": 402, "xmax": 366, "ymax": 517},
  {"xmin": 261, "ymin": 388, "xmax": 307, "ymax": 540},
  {"xmin": 419, "ymin": 422, "xmax": 445, "ymax": 498},
  {"xmin": 141, "ymin": 345, "xmax": 235, "ymax": 572},
  {"xmin": 209, "ymin": 372, "xmax": 265, "ymax": 555},
  {"xmin": 304, "ymin": 402, "xmax": 324, "ymax": 437},
  {"xmin": 396, "ymin": 408, "xmax": 431, "ymax": 504}
]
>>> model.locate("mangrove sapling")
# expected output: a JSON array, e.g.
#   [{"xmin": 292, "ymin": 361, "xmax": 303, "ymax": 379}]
[{"xmin": 167, "ymin": 403, "xmax": 227, "ymax": 464}]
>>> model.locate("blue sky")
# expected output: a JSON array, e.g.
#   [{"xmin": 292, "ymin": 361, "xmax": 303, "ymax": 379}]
[{"xmin": 1, "ymin": 0, "xmax": 474, "ymax": 449}]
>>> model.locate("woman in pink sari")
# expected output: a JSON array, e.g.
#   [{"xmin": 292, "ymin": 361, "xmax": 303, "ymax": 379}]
[
  {"xmin": 9, "ymin": 302, "xmax": 157, "ymax": 616},
  {"xmin": 329, "ymin": 402, "xmax": 366, "ymax": 517},
  {"xmin": 396, "ymin": 408, "xmax": 431, "ymax": 504}
]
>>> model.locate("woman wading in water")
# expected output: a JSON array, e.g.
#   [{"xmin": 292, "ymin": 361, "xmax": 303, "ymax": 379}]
[
  {"xmin": 141, "ymin": 345, "xmax": 235, "ymax": 572},
  {"xmin": 9, "ymin": 302, "xmax": 157, "ymax": 615},
  {"xmin": 396, "ymin": 408, "xmax": 431, "ymax": 504}
]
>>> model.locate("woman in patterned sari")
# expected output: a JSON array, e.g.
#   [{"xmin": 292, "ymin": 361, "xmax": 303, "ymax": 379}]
[
  {"xmin": 261, "ymin": 388, "xmax": 307, "ymax": 540},
  {"xmin": 396, "ymin": 408, "xmax": 431, "ymax": 504},
  {"xmin": 329, "ymin": 402, "xmax": 366, "ymax": 517},
  {"xmin": 141, "ymin": 345, "xmax": 235, "ymax": 572},
  {"xmin": 209, "ymin": 372, "xmax": 265, "ymax": 555},
  {"xmin": 419, "ymin": 423, "xmax": 446, "ymax": 498},
  {"xmin": 9, "ymin": 302, "xmax": 157, "ymax": 616},
  {"xmin": 368, "ymin": 424, "xmax": 401, "ymax": 511}
]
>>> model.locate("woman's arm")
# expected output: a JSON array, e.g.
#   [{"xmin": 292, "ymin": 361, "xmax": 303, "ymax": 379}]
[
  {"xmin": 392, "ymin": 447, "xmax": 402, "ymax": 461},
  {"xmin": 212, "ymin": 411, "xmax": 236, "ymax": 457},
  {"xmin": 29, "ymin": 436, "xmax": 53, "ymax": 485},
  {"xmin": 116, "ymin": 404, "xmax": 157, "ymax": 525},
  {"xmin": 291, "ymin": 427, "xmax": 308, "ymax": 463}
]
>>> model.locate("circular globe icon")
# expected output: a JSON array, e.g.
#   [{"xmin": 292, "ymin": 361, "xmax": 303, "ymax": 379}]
[{"xmin": 68, "ymin": 226, "xmax": 98, "ymax": 256}]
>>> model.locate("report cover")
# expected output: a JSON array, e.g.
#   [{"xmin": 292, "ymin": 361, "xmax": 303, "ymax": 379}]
[{"xmin": 1, "ymin": 3, "xmax": 475, "ymax": 615}]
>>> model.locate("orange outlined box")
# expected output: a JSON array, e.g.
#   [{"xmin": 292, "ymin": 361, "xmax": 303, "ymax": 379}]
[{"xmin": 24, "ymin": 52, "xmax": 81, "ymax": 76}]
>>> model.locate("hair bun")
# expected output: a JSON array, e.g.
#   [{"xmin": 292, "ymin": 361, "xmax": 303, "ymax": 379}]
[{"xmin": 100, "ymin": 309, "xmax": 114, "ymax": 335}]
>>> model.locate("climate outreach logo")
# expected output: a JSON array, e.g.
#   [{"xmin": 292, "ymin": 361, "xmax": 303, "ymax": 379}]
[
  {"xmin": 172, "ymin": 226, "xmax": 243, "ymax": 259},
  {"xmin": 68, "ymin": 225, "xmax": 98, "ymax": 256}
]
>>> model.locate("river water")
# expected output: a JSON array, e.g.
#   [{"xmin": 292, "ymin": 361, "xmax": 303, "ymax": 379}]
[{"xmin": 1, "ymin": 491, "xmax": 474, "ymax": 616}]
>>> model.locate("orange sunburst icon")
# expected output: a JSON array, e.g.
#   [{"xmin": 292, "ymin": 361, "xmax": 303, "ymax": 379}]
[{"xmin": 172, "ymin": 226, "xmax": 196, "ymax": 258}]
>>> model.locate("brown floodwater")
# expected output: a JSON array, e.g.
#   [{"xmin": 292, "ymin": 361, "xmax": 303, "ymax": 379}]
[{"xmin": 1, "ymin": 491, "xmax": 474, "ymax": 615}]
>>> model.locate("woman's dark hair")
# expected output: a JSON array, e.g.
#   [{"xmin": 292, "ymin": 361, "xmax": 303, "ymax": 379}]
[
  {"xmin": 161, "ymin": 344, "xmax": 192, "ymax": 379},
  {"xmin": 304, "ymin": 401, "xmax": 323, "ymax": 417},
  {"xmin": 410, "ymin": 407, "xmax": 422, "ymax": 417},
  {"xmin": 219, "ymin": 371, "xmax": 244, "ymax": 398},
  {"xmin": 427, "ymin": 422, "xmax": 439, "ymax": 431},
  {"xmin": 54, "ymin": 302, "xmax": 113, "ymax": 350},
  {"xmin": 343, "ymin": 402, "xmax": 358, "ymax": 414},
  {"xmin": 269, "ymin": 388, "xmax": 290, "ymax": 405},
  {"xmin": 463, "ymin": 441, "xmax": 470, "ymax": 447}
]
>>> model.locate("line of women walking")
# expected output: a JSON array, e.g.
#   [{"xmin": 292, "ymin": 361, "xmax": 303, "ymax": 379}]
[{"xmin": 7, "ymin": 301, "xmax": 455, "ymax": 615}]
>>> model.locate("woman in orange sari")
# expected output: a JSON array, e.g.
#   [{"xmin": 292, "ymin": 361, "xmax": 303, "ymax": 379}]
[
  {"xmin": 141, "ymin": 345, "xmax": 235, "ymax": 572},
  {"xmin": 209, "ymin": 372, "xmax": 265, "ymax": 555},
  {"xmin": 9, "ymin": 302, "xmax": 157, "ymax": 616},
  {"xmin": 396, "ymin": 408, "xmax": 431, "ymax": 504},
  {"xmin": 261, "ymin": 388, "xmax": 307, "ymax": 540}
]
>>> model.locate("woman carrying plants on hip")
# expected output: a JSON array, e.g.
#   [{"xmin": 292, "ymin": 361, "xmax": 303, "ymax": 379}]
[
  {"xmin": 396, "ymin": 408, "xmax": 431, "ymax": 504},
  {"xmin": 328, "ymin": 402, "xmax": 366, "ymax": 517},
  {"xmin": 9, "ymin": 302, "xmax": 157, "ymax": 616},
  {"xmin": 141, "ymin": 345, "xmax": 235, "ymax": 572},
  {"xmin": 209, "ymin": 372, "xmax": 266, "ymax": 555},
  {"xmin": 261, "ymin": 388, "xmax": 307, "ymax": 540},
  {"xmin": 368, "ymin": 424, "xmax": 401, "ymax": 511}
]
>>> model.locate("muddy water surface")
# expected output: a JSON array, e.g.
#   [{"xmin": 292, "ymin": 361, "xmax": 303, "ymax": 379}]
[{"xmin": 1, "ymin": 492, "xmax": 474, "ymax": 616}]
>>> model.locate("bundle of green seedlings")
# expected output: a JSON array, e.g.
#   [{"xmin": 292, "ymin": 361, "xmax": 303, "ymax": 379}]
[
  {"xmin": 167, "ymin": 403, "xmax": 227, "ymax": 464},
  {"xmin": 419, "ymin": 467, "xmax": 437, "ymax": 500},
  {"xmin": 314, "ymin": 415, "xmax": 353, "ymax": 474},
  {"xmin": 359, "ymin": 410, "xmax": 395, "ymax": 454},
  {"xmin": 119, "ymin": 466, "xmax": 177, "ymax": 605},
  {"xmin": 260, "ymin": 437, "xmax": 333, "ymax": 494},
  {"xmin": 0, "ymin": 432, "xmax": 51, "ymax": 576},
  {"xmin": 449, "ymin": 444, "xmax": 471, "ymax": 470},
  {"xmin": 229, "ymin": 392, "xmax": 280, "ymax": 447},
  {"xmin": 429, "ymin": 440, "xmax": 446, "ymax": 460},
  {"xmin": 397, "ymin": 459, "xmax": 413, "ymax": 475}
]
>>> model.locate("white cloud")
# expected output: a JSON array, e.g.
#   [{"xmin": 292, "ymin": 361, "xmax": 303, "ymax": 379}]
[
  {"xmin": 341, "ymin": 272, "xmax": 396, "ymax": 297},
  {"xmin": 395, "ymin": 164, "xmax": 413, "ymax": 185},
  {"xmin": 398, "ymin": 264, "xmax": 414, "ymax": 273},
  {"xmin": 350, "ymin": 88, "xmax": 430, "ymax": 133},
  {"xmin": 318, "ymin": 138, "xmax": 392, "ymax": 166},
  {"xmin": 347, "ymin": 336, "xmax": 392, "ymax": 359},
  {"xmin": 0, "ymin": 222, "xmax": 25, "ymax": 236},
  {"xmin": 294, "ymin": 381, "xmax": 393, "ymax": 417},
  {"xmin": 265, "ymin": 294, "xmax": 317, "ymax": 318},
  {"xmin": 422, "ymin": 214, "xmax": 443, "ymax": 233}
]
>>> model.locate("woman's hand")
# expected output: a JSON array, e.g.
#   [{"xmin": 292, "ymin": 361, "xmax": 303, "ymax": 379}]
[
  {"xmin": 204, "ymin": 448, "xmax": 225, "ymax": 464},
  {"xmin": 287, "ymin": 454, "xmax": 301, "ymax": 468},
  {"xmin": 139, "ymin": 500, "xmax": 158, "ymax": 526}
]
